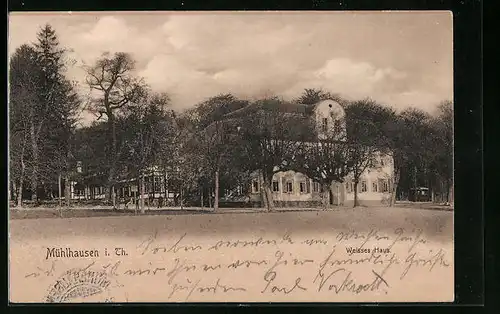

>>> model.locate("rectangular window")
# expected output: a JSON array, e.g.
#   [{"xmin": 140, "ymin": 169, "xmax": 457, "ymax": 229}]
[
  {"xmin": 361, "ymin": 181, "xmax": 367, "ymax": 193},
  {"xmin": 252, "ymin": 180, "xmax": 260, "ymax": 193},
  {"xmin": 272, "ymin": 181, "xmax": 280, "ymax": 192},
  {"xmin": 313, "ymin": 182, "xmax": 319, "ymax": 193},
  {"xmin": 372, "ymin": 181, "xmax": 378, "ymax": 192},
  {"xmin": 378, "ymin": 179, "xmax": 389, "ymax": 193},
  {"xmin": 299, "ymin": 182, "xmax": 307, "ymax": 193},
  {"xmin": 306, "ymin": 180, "xmax": 311, "ymax": 193},
  {"xmin": 322, "ymin": 118, "xmax": 328, "ymax": 132},
  {"xmin": 286, "ymin": 181, "xmax": 293, "ymax": 193}
]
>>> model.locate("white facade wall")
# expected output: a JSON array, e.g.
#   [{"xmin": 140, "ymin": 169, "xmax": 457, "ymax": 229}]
[{"xmin": 248, "ymin": 152, "xmax": 394, "ymax": 206}]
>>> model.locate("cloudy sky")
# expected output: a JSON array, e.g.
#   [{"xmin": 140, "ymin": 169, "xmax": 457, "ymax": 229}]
[{"xmin": 9, "ymin": 11, "xmax": 452, "ymax": 123}]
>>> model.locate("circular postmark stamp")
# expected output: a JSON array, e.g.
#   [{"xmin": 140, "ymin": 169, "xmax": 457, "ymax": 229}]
[{"xmin": 45, "ymin": 267, "xmax": 117, "ymax": 303}]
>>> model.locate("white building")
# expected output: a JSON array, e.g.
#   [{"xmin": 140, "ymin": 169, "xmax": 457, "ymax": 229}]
[{"xmin": 245, "ymin": 99, "xmax": 394, "ymax": 207}]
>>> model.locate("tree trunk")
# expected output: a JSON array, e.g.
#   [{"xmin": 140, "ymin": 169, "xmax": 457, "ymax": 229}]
[
  {"xmin": 263, "ymin": 182, "xmax": 274, "ymax": 211},
  {"xmin": 17, "ymin": 132, "xmax": 28, "ymax": 208},
  {"xmin": 413, "ymin": 165, "xmax": 418, "ymax": 191},
  {"xmin": 390, "ymin": 168, "xmax": 400, "ymax": 207},
  {"xmin": 260, "ymin": 186, "xmax": 267, "ymax": 210},
  {"xmin": 208, "ymin": 188, "xmax": 212, "ymax": 208},
  {"xmin": 214, "ymin": 167, "xmax": 220, "ymax": 211},
  {"xmin": 105, "ymin": 110, "xmax": 118, "ymax": 205},
  {"xmin": 140, "ymin": 174, "xmax": 145, "ymax": 214},
  {"xmin": 105, "ymin": 185, "xmax": 110, "ymax": 205},
  {"xmin": 133, "ymin": 190, "xmax": 137, "ymax": 215},
  {"xmin": 11, "ymin": 180, "xmax": 16, "ymax": 202},
  {"xmin": 29, "ymin": 122, "xmax": 39, "ymax": 204},
  {"xmin": 200, "ymin": 186, "xmax": 204, "ymax": 208},
  {"xmin": 17, "ymin": 179, "xmax": 24, "ymax": 208},
  {"xmin": 447, "ymin": 179, "xmax": 453, "ymax": 204},
  {"xmin": 64, "ymin": 175, "xmax": 71, "ymax": 208},
  {"xmin": 164, "ymin": 169, "xmax": 168, "ymax": 205},
  {"xmin": 329, "ymin": 182, "xmax": 340, "ymax": 207},
  {"xmin": 105, "ymin": 169, "xmax": 115, "ymax": 205},
  {"xmin": 58, "ymin": 173, "xmax": 62, "ymax": 208},
  {"xmin": 353, "ymin": 180, "xmax": 359, "ymax": 207},
  {"xmin": 112, "ymin": 186, "xmax": 117, "ymax": 209},
  {"xmin": 262, "ymin": 170, "xmax": 274, "ymax": 211},
  {"xmin": 180, "ymin": 187, "xmax": 184, "ymax": 210},
  {"xmin": 259, "ymin": 171, "xmax": 266, "ymax": 209}
]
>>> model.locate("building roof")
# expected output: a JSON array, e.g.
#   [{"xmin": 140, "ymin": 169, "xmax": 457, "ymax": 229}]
[
  {"xmin": 222, "ymin": 100, "xmax": 320, "ymax": 120},
  {"xmin": 201, "ymin": 99, "xmax": 341, "ymax": 138}
]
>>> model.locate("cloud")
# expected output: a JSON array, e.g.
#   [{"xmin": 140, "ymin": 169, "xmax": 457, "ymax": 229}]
[
  {"xmin": 8, "ymin": 12, "xmax": 453, "ymax": 121},
  {"xmin": 81, "ymin": 16, "xmax": 129, "ymax": 44},
  {"xmin": 64, "ymin": 16, "xmax": 174, "ymax": 69},
  {"xmin": 311, "ymin": 58, "xmax": 408, "ymax": 97}
]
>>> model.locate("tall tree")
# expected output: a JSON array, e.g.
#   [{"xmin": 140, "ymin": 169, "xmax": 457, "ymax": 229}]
[
  {"xmin": 390, "ymin": 107, "xmax": 436, "ymax": 204},
  {"xmin": 424, "ymin": 101, "xmax": 453, "ymax": 203},
  {"xmin": 122, "ymin": 91, "xmax": 171, "ymax": 213},
  {"xmin": 34, "ymin": 24, "xmax": 80, "ymax": 206},
  {"xmin": 189, "ymin": 94, "xmax": 248, "ymax": 211},
  {"xmin": 84, "ymin": 52, "xmax": 146, "ymax": 203},
  {"xmin": 433, "ymin": 100, "xmax": 453, "ymax": 202},
  {"xmin": 345, "ymin": 99, "xmax": 393, "ymax": 207},
  {"xmin": 292, "ymin": 112, "xmax": 351, "ymax": 209},
  {"xmin": 162, "ymin": 110, "xmax": 202, "ymax": 208},
  {"xmin": 9, "ymin": 45, "xmax": 41, "ymax": 207},
  {"xmin": 9, "ymin": 25, "xmax": 80, "ymax": 205},
  {"xmin": 233, "ymin": 97, "xmax": 309, "ymax": 211}
]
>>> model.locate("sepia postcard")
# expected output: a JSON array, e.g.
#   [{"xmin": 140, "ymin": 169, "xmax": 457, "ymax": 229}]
[{"xmin": 8, "ymin": 11, "xmax": 454, "ymax": 303}]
